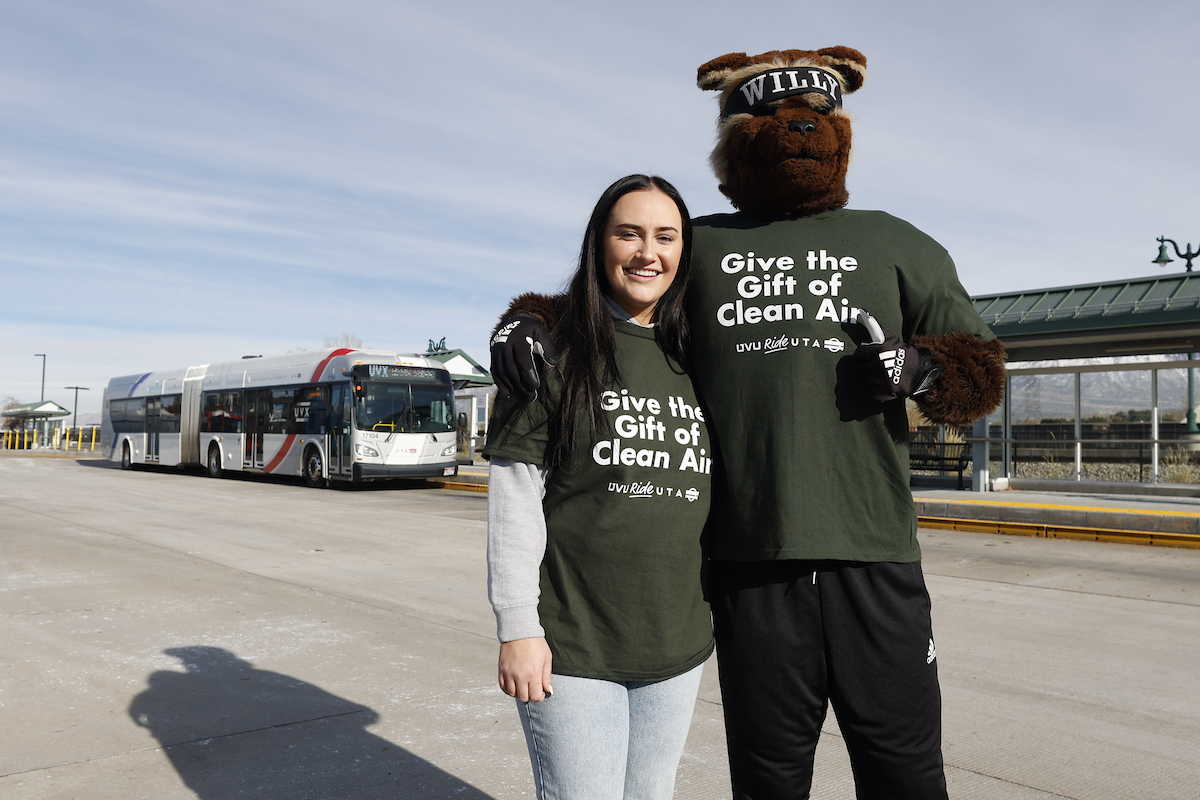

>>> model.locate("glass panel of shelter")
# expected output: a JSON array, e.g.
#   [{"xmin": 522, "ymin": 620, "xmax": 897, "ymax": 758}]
[
  {"xmin": 1006, "ymin": 371, "xmax": 1077, "ymax": 480},
  {"xmin": 992, "ymin": 359, "xmax": 1200, "ymax": 486},
  {"xmin": 1156, "ymin": 368, "xmax": 1198, "ymax": 484},
  {"xmin": 1079, "ymin": 371, "xmax": 1152, "ymax": 483}
]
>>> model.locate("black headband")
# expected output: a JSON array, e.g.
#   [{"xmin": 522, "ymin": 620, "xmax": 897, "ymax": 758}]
[{"xmin": 721, "ymin": 65, "xmax": 842, "ymax": 117}]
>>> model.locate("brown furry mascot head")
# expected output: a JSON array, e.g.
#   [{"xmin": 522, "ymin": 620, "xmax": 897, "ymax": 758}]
[{"xmin": 698, "ymin": 47, "xmax": 867, "ymax": 220}]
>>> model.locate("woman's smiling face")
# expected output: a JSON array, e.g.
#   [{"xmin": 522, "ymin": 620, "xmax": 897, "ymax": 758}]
[{"xmin": 602, "ymin": 189, "xmax": 683, "ymax": 326}]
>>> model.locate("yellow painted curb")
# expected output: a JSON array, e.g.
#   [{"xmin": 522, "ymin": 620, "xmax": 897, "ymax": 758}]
[
  {"xmin": 918, "ymin": 516, "xmax": 1200, "ymax": 549},
  {"xmin": 428, "ymin": 480, "xmax": 488, "ymax": 493},
  {"xmin": 930, "ymin": 496, "xmax": 1200, "ymax": 519}
]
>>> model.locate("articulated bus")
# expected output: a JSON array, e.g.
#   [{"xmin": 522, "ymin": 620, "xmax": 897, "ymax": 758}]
[{"xmin": 101, "ymin": 348, "xmax": 459, "ymax": 487}]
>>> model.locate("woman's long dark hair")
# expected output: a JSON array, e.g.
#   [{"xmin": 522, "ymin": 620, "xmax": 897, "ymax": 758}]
[{"xmin": 549, "ymin": 174, "xmax": 693, "ymax": 468}]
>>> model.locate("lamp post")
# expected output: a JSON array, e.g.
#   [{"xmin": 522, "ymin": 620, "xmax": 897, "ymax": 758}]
[
  {"xmin": 65, "ymin": 386, "xmax": 89, "ymax": 432},
  {"xmin": 1153, "ymin": 237, "xmax": 1200, "ymax": 432},
  {"xmin": 34, "ymin": 354, "xmax": 46, "ymax": 401},
  {"xmin": 1152, "ymin": 236, "xmax": 1199, "ymax": 272}
]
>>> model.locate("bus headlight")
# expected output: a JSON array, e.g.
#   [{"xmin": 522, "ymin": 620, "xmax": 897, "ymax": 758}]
[
  {"xmin": 354, "ymin": 443, "xmax": 379, "ymax": 457},
  {"xmin": 441, "ymin": 444, "xmax": 456, "ymax": 457}
]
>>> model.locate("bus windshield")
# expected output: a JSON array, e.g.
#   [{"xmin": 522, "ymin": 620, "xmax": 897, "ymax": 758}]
[{"xmin": 355, "ymin": 382, "xmax": 454, "ymax": 433}]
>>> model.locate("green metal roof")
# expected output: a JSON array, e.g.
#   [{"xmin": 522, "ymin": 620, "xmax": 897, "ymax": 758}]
[
  {"xmin": 424, "ymin": 348, "xmax": 494, "ymax": 387},
  {"xmin": 1, "ymin": 401, "xmax": 71, "ymax": 419},
  {"xmin": 972, "ymin": 270, "xmax": 1200, "ymax": 360}
]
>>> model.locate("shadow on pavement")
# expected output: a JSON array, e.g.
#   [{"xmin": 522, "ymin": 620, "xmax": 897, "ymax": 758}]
[
  {"xmin": 75, "ymin": 457, "xmax": 445, "ymax": 491},
  {"xmin": 76, "ymin": 458, "xmax": 121, "ymax": 468},
  {"xmin": 129, "ymin": 646, "xmax": 494, "ymax": 799}
]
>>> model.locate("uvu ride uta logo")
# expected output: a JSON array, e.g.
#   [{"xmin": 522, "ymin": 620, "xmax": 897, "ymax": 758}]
[
  {"xmin": 735, "ymin": 336, "xmax": 845, "ymax": 354},
  {"xmin": 608, "ymin": 481, "xmax": 701, "ymax": 502}
]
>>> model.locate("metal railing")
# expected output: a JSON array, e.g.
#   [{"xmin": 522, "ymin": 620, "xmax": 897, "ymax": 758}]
[{"xmin": 965, "ymin": 435, "xmax": 1200, "ymax": 485}]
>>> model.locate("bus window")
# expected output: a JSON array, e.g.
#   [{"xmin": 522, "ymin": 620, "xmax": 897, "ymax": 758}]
[
  {"xmin": 203, "ymin": 391, "xmax": 242, "ymax": 433},
  {"xmin": 110, "ymin": 398, "xmax": 146, "ymax": 433},
  {"xmin": 355, "ymin": 383, "xmax": 410, "ymax": 432},
  {"xmin": 267, "ymin": 388, "xmax": 294, "ymax": 434},
  {"xmin": 330, "ymin": 384, "xmax": 347, "ymax": 434},
  {"xmin": 161, "ymin": 394, "xmax": 182, "ymax": 434},
  {"xmin": 293, "ymin": 385, "xmax": 329, "ymax": 434},
  {"xmin": 411, "ymin": 385, "xmax": 455, "ymax": 433}
]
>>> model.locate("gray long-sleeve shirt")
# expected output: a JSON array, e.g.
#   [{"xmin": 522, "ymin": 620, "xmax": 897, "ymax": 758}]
[
  {"xmin": 485, "ymin": 298, "xmax": 648, "ymax": 643},
  {"xmin": 486, "ymin": 457, "xmax": 550, "ymax": 642}
]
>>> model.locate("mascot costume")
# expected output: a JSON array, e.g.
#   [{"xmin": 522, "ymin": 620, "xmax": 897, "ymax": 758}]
[{"xmin": 490, "ymin": 48, "xmax": 1006, "ymax": 799}]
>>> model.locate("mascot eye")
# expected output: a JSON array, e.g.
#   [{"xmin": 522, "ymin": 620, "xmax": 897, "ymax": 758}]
[{"xmin": 802, "ymin": 95, "xmax": 835, "ymax": 115}]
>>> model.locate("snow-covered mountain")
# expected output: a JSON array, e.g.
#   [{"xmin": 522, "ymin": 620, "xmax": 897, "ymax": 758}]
[{"xmin": 1007, "ymin": 355, "xmax": 1195, "ymax": 423}]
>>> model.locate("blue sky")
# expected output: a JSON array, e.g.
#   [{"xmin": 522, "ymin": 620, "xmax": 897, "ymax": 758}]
[{"xmin": 2, "ymin": 0, "xmax": 1198, "ymax": 421}]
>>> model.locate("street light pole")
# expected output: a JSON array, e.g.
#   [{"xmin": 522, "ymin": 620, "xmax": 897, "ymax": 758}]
[
  {"xmin": 1152, "ymin": 237, "xmax": 1200, "ymax": 432},
  {"xmin": 34, "ymin": 354, "xmax": 46, "ymax": 401},
  {"xmin": 1152, "ymin": 236, "xmax": 1199, "ymax": 272},
  {"xmin": 65, "ymin": 386, "xmax": 89, "ymax": 432}
]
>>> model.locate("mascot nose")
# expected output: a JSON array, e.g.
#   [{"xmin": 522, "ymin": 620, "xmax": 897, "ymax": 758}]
[{"xmin": 788, "ymin": 120, "xmax": 817, "ymax": 135}]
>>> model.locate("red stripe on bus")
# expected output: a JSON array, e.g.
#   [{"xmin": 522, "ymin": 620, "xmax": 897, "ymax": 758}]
[
  {"xmin": 264, "ymin": 434, "xmax": 297, "ymax": 473},
  {"xmin": 311, "ymin": 348, "xmax": 356, "ymax": 383}
]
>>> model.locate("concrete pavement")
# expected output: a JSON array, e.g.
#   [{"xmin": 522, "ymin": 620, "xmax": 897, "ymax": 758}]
[{"xmin": 2, "ymin": 457, "xmax": 1198, "ymax": 798}]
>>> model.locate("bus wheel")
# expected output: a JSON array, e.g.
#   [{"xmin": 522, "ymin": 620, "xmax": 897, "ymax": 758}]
[
  {"xmin": 207, "ymin": 445, "xmax": 223, "ymax": 478},
  {"xmin": 304, "ymin": 447, "xmax": 326, "ymax": 489},
  {"xmin": 121, "ymin": 442, "xmax": 133, "ymax": 470}
]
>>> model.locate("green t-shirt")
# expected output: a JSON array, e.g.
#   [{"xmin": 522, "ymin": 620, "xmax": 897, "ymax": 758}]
[
  {"xmin": 688, "ymin": 208, "xmax": 994, "ymax": 563},
  {"xmin": 484, "ymin": 321, "xmax": 714, "ymax": 681}
]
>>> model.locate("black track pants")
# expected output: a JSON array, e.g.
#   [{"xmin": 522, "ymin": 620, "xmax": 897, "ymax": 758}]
[{"xmin": 710, "ymin": 559, "xmax": 948, "ymax": 800}]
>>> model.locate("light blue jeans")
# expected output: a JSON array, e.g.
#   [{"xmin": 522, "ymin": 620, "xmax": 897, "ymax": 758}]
[{"xmin": 516, "ymin": 663, "xmax": 704, "ymax": 800}]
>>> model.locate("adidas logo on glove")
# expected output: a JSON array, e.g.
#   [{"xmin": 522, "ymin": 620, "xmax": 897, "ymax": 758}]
[{"xmin": 877, "ymin": 348, "xmax": 905, "ymax": 385}]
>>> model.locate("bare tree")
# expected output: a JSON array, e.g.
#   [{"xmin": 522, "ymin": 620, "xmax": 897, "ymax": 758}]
[
  {"xmin": 323, "ymin": 333, "xmax": 365, "ymax": 349},
  {"xmin": 2, "ymin": 396, "xmax": 21, "ymax": 432}
]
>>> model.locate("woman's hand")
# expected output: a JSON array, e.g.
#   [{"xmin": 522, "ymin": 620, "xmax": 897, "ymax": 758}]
[{"xmin": 498, "ymin": 637, "xmax": 554, "ymax": 702}]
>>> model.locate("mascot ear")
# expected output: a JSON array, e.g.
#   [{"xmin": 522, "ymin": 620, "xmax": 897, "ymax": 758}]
[
  {"xmin": 817, "ymin": 46, "xmax": 867, "ymax": 94},
  {"xmin": 697, "ymin": 52, "xmax": 757, "ymax": 90}
]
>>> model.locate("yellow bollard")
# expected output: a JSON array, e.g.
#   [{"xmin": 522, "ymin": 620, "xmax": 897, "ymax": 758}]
[
  {"xmin": 32, "ymin": 429, "xmax": 38, "ymax": 450},
  {"xmin": 91, "ymin": 426, "xmax": 98, "ymax": 451},
  {"xmin": 65, "ymin": 428, "xmax": 72, "ymax": 450}
]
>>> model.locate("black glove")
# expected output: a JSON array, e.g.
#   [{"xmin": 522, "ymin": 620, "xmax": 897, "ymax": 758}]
[
  {"xmin": 851, "ymin": 311, "xmax": 941, "ymax": 403},
  {"xmin": 489, "ymin": 314, "xmax": 557, "ymax": 402}
]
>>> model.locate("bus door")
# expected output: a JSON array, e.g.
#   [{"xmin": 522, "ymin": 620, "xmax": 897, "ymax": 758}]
[
  {"xmin": 244, "ymin": 389, "xmax": 267, "ymax": 469},
  {"xmin": 327, "ymin": 384, "xmax": 353, "ymax": 478},
  {"xmin": 145, "ymin": 396, "xmax": 161, "ymax": 462}
]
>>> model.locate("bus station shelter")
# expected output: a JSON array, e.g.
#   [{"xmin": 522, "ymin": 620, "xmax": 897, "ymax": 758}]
[
  {"xmin": 423, "ymin": 343, "xmax": 494, "ymax": 464},
  {"xmin": 960, "ymin": 270, "xmax": 1200, "ymax": 492},
  {"xmin": 2, "ymin": 401, "xmax": 71, "ymax": 449}
]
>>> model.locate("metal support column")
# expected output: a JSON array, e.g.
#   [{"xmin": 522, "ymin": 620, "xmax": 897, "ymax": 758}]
[
  {"xmin": 1074, "ymin": 371, "xmax": 1083, "ymax": 481},
  {"xmin": 1152, "ymin": 369, "xmax": 1160, "ymax": 484}
]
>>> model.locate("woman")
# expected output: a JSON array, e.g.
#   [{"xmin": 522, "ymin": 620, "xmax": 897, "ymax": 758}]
[{"xmin": 484, "ymin": 174, "xmax": 712, "ymax": 800}]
